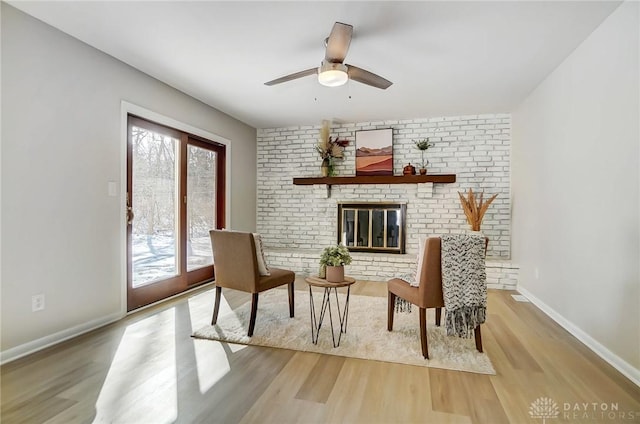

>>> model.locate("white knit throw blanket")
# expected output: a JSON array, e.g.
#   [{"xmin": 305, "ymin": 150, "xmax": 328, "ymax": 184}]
[
  {"xmin": 394, "ymin": 271, "xmax": 415, "ymax": 313},
  {"xmin": 441, "ymin": 233, "xmax": 487, "ymax": 338}
]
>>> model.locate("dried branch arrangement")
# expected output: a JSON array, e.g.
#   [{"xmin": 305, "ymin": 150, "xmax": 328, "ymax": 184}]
[
  {"xmin": 458, "ymin": 188, "xmax": 498, "ymax": 231},
  {"xmin": 316, "ymin": 120, "xmax": 349, "ymax": 160}
]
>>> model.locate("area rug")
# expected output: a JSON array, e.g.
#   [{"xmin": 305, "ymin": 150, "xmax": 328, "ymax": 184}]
[{"xmin": 192, "ymin": 289, "xmax": 495, "ymax": 375}]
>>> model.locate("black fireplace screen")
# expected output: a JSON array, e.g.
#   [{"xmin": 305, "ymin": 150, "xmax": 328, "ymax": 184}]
[{"xmin": 337, "ymin": 203, "xmax": 406, "ymax": 253}]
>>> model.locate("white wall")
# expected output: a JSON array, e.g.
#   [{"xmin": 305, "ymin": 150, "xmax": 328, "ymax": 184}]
[
  {"xmin": 1, "ymin": 4, "xmax": 257, "ymax": 358},
  {"xmin": 512, "ymin": 1, "xmax": 639, "ymax": 380}
]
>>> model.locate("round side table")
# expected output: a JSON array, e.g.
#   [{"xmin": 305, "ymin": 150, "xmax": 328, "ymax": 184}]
[{"xmin": 304, "ymin": 276, "xmax": 356, "ymax": 348}]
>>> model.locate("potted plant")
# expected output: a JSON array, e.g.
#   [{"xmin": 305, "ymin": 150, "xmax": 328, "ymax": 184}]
[
  {"xmin": 413, "ymin": 138, "xmax": 434, "ymax": 175},
  {"xmin": 319, "ymin": 244, "xmax": 352, "ymax": 282}
]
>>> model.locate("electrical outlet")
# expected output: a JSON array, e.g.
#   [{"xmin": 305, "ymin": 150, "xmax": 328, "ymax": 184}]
[{"xmin": 32, "ymin": 294, "xmax": 45, "ymax": 312}]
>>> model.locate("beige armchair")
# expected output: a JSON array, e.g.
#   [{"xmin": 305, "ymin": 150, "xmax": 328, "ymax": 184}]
[
  {"xmin": 387, "ymin": 237, "xmax": 485, "ymax": 359},
  {"xmin": 210, "ymin": 230, "xmax": 295, "ymax": 336}
]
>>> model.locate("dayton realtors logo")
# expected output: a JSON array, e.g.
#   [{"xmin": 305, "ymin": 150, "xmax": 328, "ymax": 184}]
[
  {"xmin": 530, "ymin": 397, "xmax": 638, "ymax": 421},
  {"xmin": 563, "ymin": 402, "xmax": 637, "ymax": 421},
  {"xmin": 529, "ymin": 397, "xmax": 560, "ymax": 423}
]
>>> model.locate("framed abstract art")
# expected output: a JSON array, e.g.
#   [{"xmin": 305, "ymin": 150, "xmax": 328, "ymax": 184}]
[{"xmin": 355, "ymin": 128, "xmax": 393, "ymax": 176}]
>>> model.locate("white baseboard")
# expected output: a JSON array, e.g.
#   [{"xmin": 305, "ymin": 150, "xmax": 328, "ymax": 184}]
[
  {"xmin": 0, "ymin": 282, "xmax": 215, "ymax": 365},
  {"xmin": 517, "ymin": 285, "xmax": 640, "ymax": 388},
  {"xmin": 0, "ymin": 311, "xmax": 123, "ymax": 365}
]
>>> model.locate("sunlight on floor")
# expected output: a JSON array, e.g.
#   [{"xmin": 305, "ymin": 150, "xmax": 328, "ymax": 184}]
[
  {"xmin": 189, "ymin": 290, "xmax": 247, "ymax": 354},
  {"xmin": 93, "ymin": 295, "xmax": 246, "ymax": 420},
  {"xmin": 192, "ymin": 340, "xmax": 231, "ymax": 394},
  {"xmin": 186, "ymin": 293, "xmax": 233, "ymax": 393},
  {"xmin": 187, "ymin": 292, "xmax": 252, "ymax": 393},
  {"xmin": 94, "ymin": 308, "xmax": 178, "ymax": 423}
]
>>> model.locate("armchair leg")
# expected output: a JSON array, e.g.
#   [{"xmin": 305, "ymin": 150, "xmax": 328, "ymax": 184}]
[
  {"xmin": 420, "ymin": 307, "xmax": 429, "ymax": 359},
  {"xmin": 474, "ymin": 325, "xmax": 483, "ymax": 353},
  {"xmin": 387, "ymin": 292, "xmax": 396, "ymax": 331},
  {"xmin": 248, "ymin": 293, "xmax": 259, "ymax": 337},
  {"xmin": 211, "ymin": 286, "xmax": 222, "ymax": 325},
  {"xmin": 288, "ymin": 282, "xmax": 295, "ymax": 318},
  {"xmin": 435, "ymin": 307, "xmax": 442, "ymax": 327}
]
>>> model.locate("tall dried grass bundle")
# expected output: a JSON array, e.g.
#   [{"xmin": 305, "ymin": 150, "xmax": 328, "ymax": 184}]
[
  {"xmin": 458, "ymin": 189, "xmax": 498, "ymax": 231},
  {"xmin": 318, "ymin": 120, "xmax": 330, "ymax": 153}
]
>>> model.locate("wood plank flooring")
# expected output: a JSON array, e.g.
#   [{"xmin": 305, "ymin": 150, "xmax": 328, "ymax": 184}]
[{"xmin": 2, "ymin": 278, "xmax": 639, "ymax": 423}]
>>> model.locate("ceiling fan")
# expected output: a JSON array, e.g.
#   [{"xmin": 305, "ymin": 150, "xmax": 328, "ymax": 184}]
[{"xmin": 264, "ymin": 22, "xmax": 392, "ymax": 90}]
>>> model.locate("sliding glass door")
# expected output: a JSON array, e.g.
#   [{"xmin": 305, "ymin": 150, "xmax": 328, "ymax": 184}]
[{"xmin": 126, "ymin": 116, "xmax": 225, "ymax": 311}]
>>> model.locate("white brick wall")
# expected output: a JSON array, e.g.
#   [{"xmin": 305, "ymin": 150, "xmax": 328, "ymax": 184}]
[
  {"xmin": 264, "ymin": 249, "xmax": 518, "ymax": 290},
  {"xmin": 257, "ymin": 113, "xmax": 518, "ymax": 289}
]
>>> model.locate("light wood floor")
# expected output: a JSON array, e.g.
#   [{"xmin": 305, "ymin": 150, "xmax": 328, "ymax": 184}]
[{"xmin": 2, "ymin": 279, "xmax": 639, "ymax": 423}]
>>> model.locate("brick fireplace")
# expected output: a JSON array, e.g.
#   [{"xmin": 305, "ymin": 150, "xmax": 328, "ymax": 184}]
[{"xmin": 256, "ymin": 113, "xmax": 518, "ymax": 289}]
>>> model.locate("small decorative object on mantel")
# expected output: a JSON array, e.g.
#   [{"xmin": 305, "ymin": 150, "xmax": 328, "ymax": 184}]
[
  {"xmin": 458, "ymin": 188, "xmax": 498, "ymax": 231},
  {"xmin": 316, "ymin": 120, "xmax": 349, "ymax": 177},
  {"xmin": 403, "ymin": 163, "xmax": 416, "ymax": 175},
  {"xmin": 319, "ymin": 244, "xmax": 352, "ymax": 282},
  {"xmin": 419, "ymin": 161, "xmax": 429, "ymax": 175},
  {"xmin": 414, "ymin": 138, "xmax": 434, "ymax": 175}
]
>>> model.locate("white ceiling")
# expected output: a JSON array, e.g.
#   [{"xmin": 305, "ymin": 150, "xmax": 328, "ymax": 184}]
[{"xmin": 9, "ymin": 1, "xmax": 620, "ymax": 129}]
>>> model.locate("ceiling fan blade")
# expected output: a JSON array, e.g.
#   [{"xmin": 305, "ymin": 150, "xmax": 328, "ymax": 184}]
[
  {"xmin": 264, "ymin": 68, "xmax": 318, "ymax": 86},
  {"xmin": 346, "ymin": 65, "xmax": 393, "ymax": 89},
  {"xmin": 325, "ymin": 22, "xmax": 353, "ymax": 63}
]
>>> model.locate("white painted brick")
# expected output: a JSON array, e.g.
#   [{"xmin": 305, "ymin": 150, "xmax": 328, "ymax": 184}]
[{"xmin": 256, "ymin": 114, "xmax": 514, "ymax": 286}]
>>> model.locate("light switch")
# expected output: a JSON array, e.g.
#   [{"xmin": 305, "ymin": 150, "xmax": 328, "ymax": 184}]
[{"xmin": 108, "ymin": 181, "xmax": 118, "ymax": 197}]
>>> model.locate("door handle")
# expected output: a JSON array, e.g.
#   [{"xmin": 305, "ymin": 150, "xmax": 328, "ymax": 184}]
[{"xmin": 127, "ymin": 206, "xmax": 135, "ymax": 225}]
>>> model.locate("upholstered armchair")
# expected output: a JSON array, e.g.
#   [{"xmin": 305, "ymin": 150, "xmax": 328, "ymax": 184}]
[
  {"xmin": 387, "ymin": 236, "xmax": 486, "ymax": 359},
  {"xmin": 210, "ymin": 230, "xmax": 295, "ymax": 336}
]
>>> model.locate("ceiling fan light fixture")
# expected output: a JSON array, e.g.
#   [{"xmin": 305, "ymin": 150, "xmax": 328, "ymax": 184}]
[
  {"xmin": 264, "ymin": 23, "xmax": 391, "ymax": 90},
  {"xmin": 318, "ymin": 62, "xmax": 348, "ymax": 87}
]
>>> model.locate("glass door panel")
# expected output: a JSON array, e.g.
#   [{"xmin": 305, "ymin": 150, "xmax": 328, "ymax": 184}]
[
  {"xmin": 372, "ymin": 210, "xmax": 385, "ymax": 247},
  {"xmin": 127, "ymin": 116, "xmax": 225, "ymax": 311},
  {"xmin": 357, "ymin": 210, "xmax": 370, "ymax": 247},
  {"xmin": 186, "ymin": 145, "xmax": 216, "ymax": 271},
  {"xmin": 342, "ymin": 209, "xmax": 355, "ymax": 246},
  {"xmin": 387, "ymin": 210, "xmax": 399, "ymax": 247},
  {"xmin": 130, "ymin": 125, "xmax": 178, "ymax": 288}
]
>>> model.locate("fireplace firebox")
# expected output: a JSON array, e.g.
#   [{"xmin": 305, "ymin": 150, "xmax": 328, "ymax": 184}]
[{"xmin": 337, "ymin": 203, "xmax": 406, "ymax": 254}]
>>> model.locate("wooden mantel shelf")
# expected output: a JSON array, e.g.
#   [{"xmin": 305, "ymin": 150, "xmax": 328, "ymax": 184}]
[{"xmin": 293, "ymin": 174, "xmax": 456, "ymax": 186}]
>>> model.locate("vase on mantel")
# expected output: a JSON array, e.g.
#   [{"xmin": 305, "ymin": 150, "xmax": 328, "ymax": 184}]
[
  {"xmin": 321, "ymin": 158, "xmax": 336, "ymax": 177},
  {"xmin": 321, "ymin": 158, "xmax": 329, "ymax": 177},
  {"xmin": 325, "ymin": 265, "xmax": 345, "ymax": 283}
]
